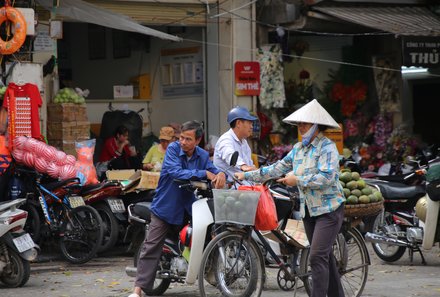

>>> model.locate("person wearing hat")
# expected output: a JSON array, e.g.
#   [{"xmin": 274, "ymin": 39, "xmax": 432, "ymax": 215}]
[
  {"xmin": 235, "ymin": 99, "xmax": 346, "ymax": 297},
  {"xmin": 142, "ymin": 126, "xmax": 175, "ymax": 171},
  {"xmin": 213, "ymin": 106, "xmax": 257, "ymax": 182},
  {"xmin": 168, "ymin": 122, "xmax": 181, "ymax": 141}
]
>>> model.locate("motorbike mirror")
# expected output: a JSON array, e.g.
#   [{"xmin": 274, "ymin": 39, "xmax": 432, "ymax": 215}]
[{"xmin": 230, "ymin": 151, "xmax": 239, "ymax": 167}]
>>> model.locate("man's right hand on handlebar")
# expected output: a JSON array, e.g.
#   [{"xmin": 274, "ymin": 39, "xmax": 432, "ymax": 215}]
[{"xmin": 207, "ymin": 171, "xmax": 226, "ymax": 189}]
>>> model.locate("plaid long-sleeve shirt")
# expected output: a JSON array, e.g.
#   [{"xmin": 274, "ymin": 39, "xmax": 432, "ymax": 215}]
[{"xmin": 245, "ymin": 133, "xmax": 345, "ymax": 218}]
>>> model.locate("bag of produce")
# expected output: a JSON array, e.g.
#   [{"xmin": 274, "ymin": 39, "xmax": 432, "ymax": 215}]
[{"xmin": 238, "ymin": 184, "xmax": 278, "ymax": 231}]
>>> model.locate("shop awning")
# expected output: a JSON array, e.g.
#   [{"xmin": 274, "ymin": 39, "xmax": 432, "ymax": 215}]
[
  {"xmin": 312, "ymin": 5, "xmax": 440, "ymax": 36},
  {"xmin": 85, "ymin": 0, "xmax": 208, "ymax": 27},
  {"xmin": 35, "ymin": 0, "xmax": 182, "ymax": 41}
]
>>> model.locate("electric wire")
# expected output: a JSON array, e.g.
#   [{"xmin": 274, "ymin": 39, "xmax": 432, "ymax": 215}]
[
  {"xmin": 149, "ymin": 0, "xmax": 440, "ymax": 76},
  {"xmin": 182, "ymin": 37, "xmax": 440, "ymax": 78}
]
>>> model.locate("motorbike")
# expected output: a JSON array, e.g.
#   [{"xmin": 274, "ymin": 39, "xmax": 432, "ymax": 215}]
[
  {"xmin": 0, "ymin": 198, "xmax": 38, "ymax": 287},
  {"xmin": 124, "ymin": 152, "xmax": 266, "ymax": 296},
  {"xmin": 364, "ymin": 158, "xmax": 440, "ymax": 264},
  {"xmin": 80, "ymin": 180, "xmax": 125, "ymax": 253},
  {"xmin": 125, "ymin": 177, "xmax": 238, "ymax": 296}
]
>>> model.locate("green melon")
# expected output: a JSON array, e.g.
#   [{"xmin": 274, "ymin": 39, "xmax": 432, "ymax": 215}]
[
  {"xmin": 351, "ymin": 171, "xmax": 361, "ymax": 181},
  {"xmin": 340, "ymin": 181, "xmax": 346, "ymax": 188},
  {"xmin": 343, "ymin": 188, "xmax": 351, "ymax": 198},
  {"xmin": 369, "ymin": 194, "xmax": 378, "ymax": 202},
  {"xmin": 347, "ymin": 195, "xmax": 359, "ymax": 204},
  {"xmin": 346, "ymin": 180, "xmax": 358, "ymax": 190},
  {"xmin": 351, "ymin": 189, "xmax": 362, "ymax": 197},
  {"xmin": 373, "ymin": 191, "xmax": 383, "ymax": 201},
  {"xmin": 340, "ymin": 172, "xmax": 352, "ymax": 183},
  {"xmin": 359, "ymin": 195, "xmax": 370, "ymax": 204},
  {"xmin": 357, "ymin": 179, "xmax": 366, "ymax": 189},
  {"xmin": 361, "ymin": 187, "xmax": 373, "ymax": 195}
]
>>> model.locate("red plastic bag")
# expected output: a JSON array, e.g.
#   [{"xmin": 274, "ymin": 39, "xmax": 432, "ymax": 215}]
[{"xmin": 238, "ymin": 185, "xmax": 278, "ymax": 231}]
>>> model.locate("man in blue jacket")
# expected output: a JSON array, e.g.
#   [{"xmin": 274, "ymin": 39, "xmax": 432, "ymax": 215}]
[{"xmin": 129, "ymin": 120, "xmax": 225, "ymax": 297}]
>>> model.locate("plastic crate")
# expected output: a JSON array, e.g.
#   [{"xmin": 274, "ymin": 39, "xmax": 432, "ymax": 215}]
[{"xmin": 213, "ymin": 189, "xmax": 261, "ymax": 225}]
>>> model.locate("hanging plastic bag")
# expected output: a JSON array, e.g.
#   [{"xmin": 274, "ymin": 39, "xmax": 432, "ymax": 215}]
[
  {"xmin": 238, "ymin": 184, "xmax": 278, "ymax": 231},
  {"xmin": 75, "ymin": 139, "xmax": 98, "ymax": 185}
]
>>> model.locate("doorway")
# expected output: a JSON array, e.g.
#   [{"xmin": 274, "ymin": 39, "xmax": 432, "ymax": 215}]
[{"xmin": 412, "ymin": 82, "xmax": 440, "ymax": 145}]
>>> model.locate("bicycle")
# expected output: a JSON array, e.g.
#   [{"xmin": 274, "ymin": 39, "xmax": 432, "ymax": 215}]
[
  {"xmin": 198, "ymin": 179, "xmax": 370, "ymax": 297},
  {"xmin": 14, "ymin": 165, "xmax": 104, "ymax": 264}
]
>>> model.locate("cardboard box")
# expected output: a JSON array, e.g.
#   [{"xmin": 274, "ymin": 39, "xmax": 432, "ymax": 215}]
[
  {"xmin": 138, "ymin": 171, "xmax": 160, "ymax": 189},
  {"xmin": 47, "ymin": 103, "xmax": 88, "ymax": 122},
  {"xmin": 263, "ymin": 219, "xmax": 309, "ymax": 249},
  {"xmin": 47, "ymin": 121, "xmax": 90, "ymax": 141},
  {"xmin": 113, "ymin": 85, "xmax": 134, "ymax": 99},
  {"xmin": 106, "ymin": 170, "xmax": 160, "ymax": 191}
]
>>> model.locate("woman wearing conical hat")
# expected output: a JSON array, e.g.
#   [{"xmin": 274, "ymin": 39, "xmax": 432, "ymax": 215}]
[{"xmin": 236, "ymin": 99, "xmax": 346, "ymax": 297}]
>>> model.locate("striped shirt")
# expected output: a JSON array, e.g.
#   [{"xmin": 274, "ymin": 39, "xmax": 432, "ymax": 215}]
[{"xmin": 245, "ymin": 133, "xmax": 345, "ymax": 217}]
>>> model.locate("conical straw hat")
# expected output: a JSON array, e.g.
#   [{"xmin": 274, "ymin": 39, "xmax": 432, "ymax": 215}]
[{"xmin": 283, "ymin": 99, "xmax": 341, "ymax": 129}]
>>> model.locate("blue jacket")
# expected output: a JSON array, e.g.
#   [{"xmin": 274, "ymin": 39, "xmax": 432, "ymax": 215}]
[{"xmin": 150, "ymin": 141, "xmax": 220, "ymax": 225}]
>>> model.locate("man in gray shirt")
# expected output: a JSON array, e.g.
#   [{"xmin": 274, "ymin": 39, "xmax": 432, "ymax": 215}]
[{"xmin": 214, "ymin": 106, "xmax": 257, "ymax": 182}]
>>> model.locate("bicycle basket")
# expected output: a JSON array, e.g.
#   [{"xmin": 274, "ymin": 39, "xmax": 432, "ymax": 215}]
[
  {"xmin": 213, "ymin": 189, "xmax": 261, "ymax": 225},
  {"xmin": 344, "ymin": 200, "xmax": 384, "ymax": 218}
]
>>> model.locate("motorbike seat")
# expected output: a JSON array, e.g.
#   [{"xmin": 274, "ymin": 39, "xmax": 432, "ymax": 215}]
[
  {"xmin": 369, "ymin": 180, "xmax": 426, "ymax": 200},
  {"xmin": 133, "ymin": 202, "xmax": 152, "ymax": 222},
  {"xmin": 81, "ymin": 181, "xmax": 120, "ymax": 195},
  {"xmin": 42, "ymin": 178, "xmax": 80, "ymax": 191},
  {"xmin": 377, "ymin": 173, "xmax": 418, "ymax": 184}
]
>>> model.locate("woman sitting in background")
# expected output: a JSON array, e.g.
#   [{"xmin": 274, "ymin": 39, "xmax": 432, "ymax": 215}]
[
  {"xmin": 99, "ymin": 125, "xmax": 138, "ymax": 170},
  {"xmin": 142, "ymin": 126, "xmax": 174, "ymax": 171}
]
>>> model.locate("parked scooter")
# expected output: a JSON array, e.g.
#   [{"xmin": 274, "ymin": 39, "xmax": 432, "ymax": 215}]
[
  {"xmin": 0, "ymin": 198, "xmax": 38, "ymax": 287},
  {"xmin": 80, "ymin": 180, "xmax": 125, "ymax": 253},
  {"xmin": 364, "ymin": 159, "xmax": 440, "ymax": 264},
  {"xmin": 421, "ymin": 177, "xmax": 440, "ymax": 252}
]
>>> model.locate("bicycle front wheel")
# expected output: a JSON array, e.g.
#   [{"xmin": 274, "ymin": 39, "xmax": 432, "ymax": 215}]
[
  {"xmin": 198, "ymin": 230, "xmax": 265, "ymax": 297},
  {"xmin": 300, "ymin": 227, "xmax": 369, "ymax": 297},
  {"xmin": 59, "ymin": 205, "xmax": 104, "ymax": 264}
]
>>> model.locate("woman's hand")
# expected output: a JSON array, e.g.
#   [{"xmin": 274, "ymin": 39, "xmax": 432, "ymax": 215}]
[
  {"xmin": 234, "ymin": 172, "xmax": 245, "ymax": 180},
  {"xmin": 277, "ymin": 173, "xmax": 298, "ymax": 186},
  {"xmin": 143, "ymin": 163, "xmax": 154, "ymax": 171}
]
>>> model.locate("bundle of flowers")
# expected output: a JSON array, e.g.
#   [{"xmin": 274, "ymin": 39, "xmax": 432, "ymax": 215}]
[
  {"xmin": 269, "ymin": 144, "xmax": 294, "ymax": 163},
  {"xmin": 331, "ymin": 80, "xmax": 367, "ymax": 117}
]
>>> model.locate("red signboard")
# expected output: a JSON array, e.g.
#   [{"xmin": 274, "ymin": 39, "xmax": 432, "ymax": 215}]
[{"xmin": 234, "ymin": 61, "xmax": 260, "ymax": 96}]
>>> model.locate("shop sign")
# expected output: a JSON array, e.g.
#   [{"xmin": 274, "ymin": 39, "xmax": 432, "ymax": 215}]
[
  {"xmin": 234, "ymin": 62, "xmax": 260, "ymax": 96},
  {"xmin": 160, "ymin": 47, "xmax": 203, "ymax": 98},
  {"xmin": 402, "ymin": 37, "xmax": 440, "ymax": 67}
]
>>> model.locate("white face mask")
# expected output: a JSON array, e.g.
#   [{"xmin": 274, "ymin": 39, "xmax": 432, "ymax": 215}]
[{"xmin": 300, "ymin": 124, "xmax": 318, "ymax": 146}]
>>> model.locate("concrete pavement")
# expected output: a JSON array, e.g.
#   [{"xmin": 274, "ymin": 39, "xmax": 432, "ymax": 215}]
[{"xmin": 0, "ymin": 245, "xmax": 439, "ymax": 297}]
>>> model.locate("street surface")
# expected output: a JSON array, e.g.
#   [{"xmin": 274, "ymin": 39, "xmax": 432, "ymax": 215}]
[{"xmin": 1, "ymin": 245, "xmax": 439, "ymax": 297}]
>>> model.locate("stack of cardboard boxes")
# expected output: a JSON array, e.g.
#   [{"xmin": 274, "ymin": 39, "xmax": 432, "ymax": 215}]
[{"xmin": 47, "ymin": 103, "xmax": 90, "ymax": 156}]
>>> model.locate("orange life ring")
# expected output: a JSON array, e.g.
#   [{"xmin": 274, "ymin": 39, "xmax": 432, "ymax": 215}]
[{"xmin": 0, "ymin": 6, "xmax": 27, "ymax": 55}]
